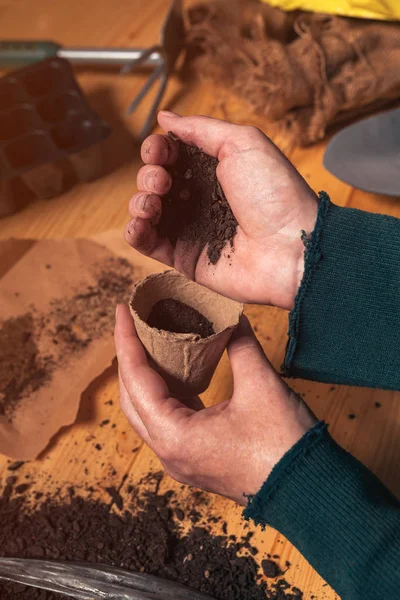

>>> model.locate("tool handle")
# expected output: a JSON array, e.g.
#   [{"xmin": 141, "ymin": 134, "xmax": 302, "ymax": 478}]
[{"xmin": 0, "ymin": 40, "xmax": 60, "ymax": 68}]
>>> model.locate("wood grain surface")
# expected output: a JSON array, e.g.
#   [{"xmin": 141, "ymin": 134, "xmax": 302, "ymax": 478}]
[{"xmin": 0, "ymin": 1, "xmax": 399, "ymax": 599}]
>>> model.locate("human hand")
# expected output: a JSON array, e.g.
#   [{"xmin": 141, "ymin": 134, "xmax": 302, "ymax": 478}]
[
  {"xmin": 115, "ymin": 305, "xmax": 316, "ymax": 504},
  {"xmin": 125, "ymin": 112, "xmax": 318, "ymax": 311}
]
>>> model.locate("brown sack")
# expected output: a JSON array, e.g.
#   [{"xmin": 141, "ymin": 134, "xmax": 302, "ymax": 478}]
[
  {"xmin": 186, "ymin": 0, "xmax": 400, "ymax": 145},
  {"xmin": 130, "ymin": 271, "xmax": 243, "ymax": 397}
]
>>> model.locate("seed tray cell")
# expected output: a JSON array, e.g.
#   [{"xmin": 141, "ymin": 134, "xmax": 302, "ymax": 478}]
[{"xmin": 0, "ymin": 57, "xmax": 111, "ymax": 217}]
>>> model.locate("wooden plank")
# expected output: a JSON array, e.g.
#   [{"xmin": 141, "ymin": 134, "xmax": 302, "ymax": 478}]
[{"xmin": 0, "ymin": 2, "xmax": 398, "ymax": 599}]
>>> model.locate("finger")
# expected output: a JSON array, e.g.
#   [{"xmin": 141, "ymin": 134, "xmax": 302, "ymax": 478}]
[
  {"xmin": 141, "ymin": 133, "xmax": 179, "ymax": 166},
  {"xmin": 228, "ymin": 316, "xmax": 280, "ymax": 395},
  {"xmin": 137, "ymin": 165, "xmax": 172, "ymax": 195},
  {"xmin": 124, "ymin": 217, "xmax": 159, "ymax": 255},
  {"xmin": 124, "ymin": 217, "xmax": 173, "ymax": 264},
  {"xmin": 158, "ymin": 111, "xmax": 242, "ymax": 159},
  {"xmin": 119, "ymin": 376, "xmax": 152, "ymax": 445},
  {"xmin": 114, "ymin": 305, "xmax": 194, "ymax": 433},
  {"xmin": 128, "ymin": 192, "xmax": 162, "ymax": 224}
]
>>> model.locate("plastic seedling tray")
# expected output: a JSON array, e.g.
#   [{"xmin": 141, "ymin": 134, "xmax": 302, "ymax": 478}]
[{"xmin": 0, "ymin": 57, "xmax": 111, "ymax": 217}]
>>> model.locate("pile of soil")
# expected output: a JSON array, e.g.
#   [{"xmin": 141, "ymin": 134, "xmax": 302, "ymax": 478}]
[
  {"xmin": 0, "ymin": 256, "xmax": 133, "ymax": 420},
  {"xmin": 147, "ymin": 298, "xmax": 215, "ymax": 338},
  {"xmin": 48, "ymin": 256, "xmax": 133, "ymax": 354},
  {"xmin": 0, "ymin": 314, "xmax": 53, "ymax": 417},
  {"xmin": 0, "ymin": 474, "xmax": 304, "ymax": 600},
  {"xmin": 158, "ymin": 138, "xmax": 238, "ymax": 265}
]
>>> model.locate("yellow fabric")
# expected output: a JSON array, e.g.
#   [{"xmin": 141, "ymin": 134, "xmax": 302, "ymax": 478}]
[{"xmin": 261, "ymin": 0, "xmax": 400, "ymax": 20}]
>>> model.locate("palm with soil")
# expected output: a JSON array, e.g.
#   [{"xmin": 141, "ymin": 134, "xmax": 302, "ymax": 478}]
[{"xmin": 125, "ymin": 113, "xmax": 318, "ymax": 310}]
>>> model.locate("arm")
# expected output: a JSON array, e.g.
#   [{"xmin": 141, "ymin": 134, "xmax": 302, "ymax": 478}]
[
  {"xmin": 121, "ymin": 114, "xmax": 400, "ymax": 598},
  {"xmin": 244, "ymin": 422, "xmax": 400, "ymax": 600},
  {"xmin": 284, "ymin": 193, "xmax": 400, "ymax": 389},
  {"xmin": 115, "ymin": 308, "xmax": 400, "ymax": 600}
]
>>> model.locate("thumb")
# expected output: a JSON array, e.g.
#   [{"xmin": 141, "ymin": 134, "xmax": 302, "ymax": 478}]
[{"xmin": 228, "ymin": 316, "xmax": 280, "ymax": 393}]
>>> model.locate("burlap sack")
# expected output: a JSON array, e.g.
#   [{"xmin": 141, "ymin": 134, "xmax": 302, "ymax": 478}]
[
  {"xmin": 186, "ymin": 0, "xmax": 400, "ymax": 145},
  {"xmin": 130, "ymin": 271, "xmax": 243, "ymax": 397}
]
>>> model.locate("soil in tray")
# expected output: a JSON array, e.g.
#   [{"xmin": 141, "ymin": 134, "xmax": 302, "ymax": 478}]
[
  {"xmin": 157, "ymin": 137, "xmax": 238, "ymax": 265},
  {"xmin": 147, "ymin": 298, "xmax": 215, "ymax": 338}
]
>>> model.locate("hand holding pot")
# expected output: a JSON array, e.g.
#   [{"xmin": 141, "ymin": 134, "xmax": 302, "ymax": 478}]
[
  {"xmin": 125, "ymin": 113, "xmax": 318, "ymax": 311},
  {"xmin": 115, "ymin": 305, "xmax": 316, "ymax": 504}
]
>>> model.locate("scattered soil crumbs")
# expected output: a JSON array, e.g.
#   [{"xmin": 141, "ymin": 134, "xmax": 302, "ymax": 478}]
[
  {"xmin": 105, "ymin": 485, "xmax": 124, "ymax": 510},
  {"xmin": 0, "ymin": 314, "xmax": 53, "ymax": 418},
  {"xmin": 7, "ymin": 461, "xmax": 25, "ymax": 471},
  {"xmin": 48, "ymin": 256, "xmax": 133, "ymax": 354},
  {"xmin": 0, "ymin": 474, "xmax": 304, "ymax": 600},
  {"xmin": 262, "ymin": 559, "xmax": 282, "ymax": 578},
  {"xmin": 0, "ymin": 257, "xmax": 133, "ymax": 421},
  {"xmin": 147, "ymin": 298, "xmax": 215, "ymax": 338},
  {"xmin": 158, "ymin": 138, "xmax": 238, "ymax": 265}
]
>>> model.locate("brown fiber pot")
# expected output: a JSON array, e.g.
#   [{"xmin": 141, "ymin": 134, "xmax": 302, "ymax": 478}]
[{"xmin": 130, "ymin": 270, "xmax": 243, "ymax": 397}]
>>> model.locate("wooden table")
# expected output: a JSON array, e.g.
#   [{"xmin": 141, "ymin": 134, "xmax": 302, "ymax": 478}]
[{"xmin": 0, "ymin": 1, "xmax": 399, "ymax": 598}]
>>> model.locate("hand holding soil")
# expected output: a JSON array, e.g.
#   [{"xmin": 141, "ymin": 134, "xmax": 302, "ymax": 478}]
[
  {"xmin": 125, "ymin": 112, "xmax": 318, "ymax": 310},
  {"xmin": 115, "ymin": 305, "xmax": 316, "ymax": 504}
]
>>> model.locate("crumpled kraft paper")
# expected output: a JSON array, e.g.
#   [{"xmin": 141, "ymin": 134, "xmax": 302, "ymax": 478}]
[{"xmin": 0, "ymin": 231, "xmax": 160, "ymax": 460}]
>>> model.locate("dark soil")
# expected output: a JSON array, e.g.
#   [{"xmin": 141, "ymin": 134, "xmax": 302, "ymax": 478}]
[
  {"xmin": 158, "ymin": 137, "xmax": 238, "ymax": 265},
  {"xmin": 49, "ymin": 256, "xmax": 133, "ymax": 354},
  {"xmin": 0, "ymin": 475, "xmax": 304, "ymax": 600},
  {"xmin": 147, "ymin": 298, "xmax": 215, "ymax": 338},
  {"xmin": 0, "ymin": 257, "xmax": 133, "ymax": 421},
  {"xmin": 7, "ymin": 461, "xmax": 25, "ymax": 471},
  {"xmin": 262, "ymin": 559, "xmax": 282, "ymax": 578},
  {"xmin": 0, "ymin": 313, "xmax": 53, "ymax": 418},
  {"xmin": 105, "ymin": 485, "xmax": 124, "ymax": 510}
]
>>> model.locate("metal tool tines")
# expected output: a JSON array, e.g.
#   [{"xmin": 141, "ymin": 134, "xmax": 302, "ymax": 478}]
[{"xmin": 0, "ymin": 0, "xmax": 184, "ymax": 142}]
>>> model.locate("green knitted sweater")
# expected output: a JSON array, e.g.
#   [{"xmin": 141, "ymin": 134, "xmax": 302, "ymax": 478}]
[{"xmin": 245, "ymin": 195, "xmax": 400, "ymax": 599}]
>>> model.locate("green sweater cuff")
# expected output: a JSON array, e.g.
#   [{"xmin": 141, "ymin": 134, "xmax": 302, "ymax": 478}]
[
  {"xmin": 283, "ymin": 192, "xmax": 400, "ymax": 389},
  {"xmin": 244, "ymin": 422, "xmax": 400, "ymax": 599}
]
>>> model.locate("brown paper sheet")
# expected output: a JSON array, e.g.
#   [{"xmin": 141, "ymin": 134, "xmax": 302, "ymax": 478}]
[{"xmin": 0, "ymin": 231, "xmax": 161, "ymax": 460}]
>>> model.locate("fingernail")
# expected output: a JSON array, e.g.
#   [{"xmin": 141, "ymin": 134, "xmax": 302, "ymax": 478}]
[
  {"xmin": 144, "ymin": 170, "xmax": 156, "ymax": 190},
  {"xmin": 115, "ymin": 304, "xmax": 121, "ymax": 320},
  {"xmin": 127, "ymin": 217, "xmax": 138, "ymax": 235},
  {"xmin": 142, "ymin": 139, "xmax": 151, "ymax": 156},
  {"xmin": 159, "ymin": 110, "xmax": 181, "ymax": 118},
  {"xmin": 136, "ymin": 194, "xmax": 148, "ymax": 212}
]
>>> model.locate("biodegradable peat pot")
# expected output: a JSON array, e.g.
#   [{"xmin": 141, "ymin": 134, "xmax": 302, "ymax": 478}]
[{"xmin": 130, "ymin": 270, "xmax": 243, "ymax": 397}]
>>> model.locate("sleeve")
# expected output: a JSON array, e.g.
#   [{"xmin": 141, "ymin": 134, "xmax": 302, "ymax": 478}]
[
  {"xmin": 283, "ymin": 192, "xmax": 400, "ymax": 390},
  {"xmin": 243, "ymin": 422, "xmax": 400, "ymax": 600}
]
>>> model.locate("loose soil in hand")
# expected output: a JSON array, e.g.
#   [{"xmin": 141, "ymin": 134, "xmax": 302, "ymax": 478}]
[
  {"xmin": 158, "ymin": 138, "xmax": 238, "ymax": 265},
  {"xmin": 147, "ymin": 298, "xmax": 215, "ymax": 338},
  {"xmin": 0, "ymin": 474, "xmax": 304, "ymax": 600}
]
